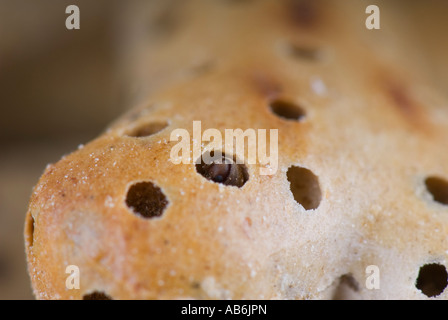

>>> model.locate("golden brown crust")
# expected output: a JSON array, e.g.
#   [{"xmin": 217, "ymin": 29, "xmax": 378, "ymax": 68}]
[{"xmin": 25, "ymin": 0, "xmax": 448, "ymax": 299}]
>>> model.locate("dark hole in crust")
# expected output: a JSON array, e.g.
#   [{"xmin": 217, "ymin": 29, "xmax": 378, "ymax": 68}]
[
  {"xmin": 146, "ymin": 1, "xmax": 181, "ymax": 40},
  {"xmin": 126, "ymin": 182, "xmax": 169, "ymax": 219},
  {"xmin": 339, "ymin": 274, "xmax": 359, "ymax": 292},
  {"xmin": 287, "ymin": 43, "xmax": 322, "ymax": 61},
  {"xmin": 416, "ymin": 263, "xmax": 448, "ymax": 297},
  {"xmin": 83, "ymin": 291, "xmax": 113, "ymax": 300},
  {"xmin": 288, "ymin": 0, "xmax": 317, "ymax": 28},
  {"xmin": 196, "ymin": 151, "xmax": 248, "ymax": 188},
  {"xmin": 26, "ymin": 213, "xmax": 35, "ymax": 248},
  {"xmin": 332, "ymin": 274, "xmax": 360, "ymax": 300},
  {"xmin": 188, "ymin": 60, "xmax": 214, "ymax": 77},
  {"xmin": 126, "ymin": 121, "xmax": 168, "ymax": 138},
  {"xmin": 269, "ymin": 99, "xmax": 306, "ymax": 121},
  {"xmin": 287, "ymin": 166, "xmax": 321, "ymax": 210},
  {"xmin": 425, "ymin": 176, "xmax": 448, "ymax": 205}
]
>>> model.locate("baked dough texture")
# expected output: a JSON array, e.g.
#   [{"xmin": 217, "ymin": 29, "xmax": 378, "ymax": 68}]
[{"xmin": 25, "ymin": 0, "xmax": 448, "ymax": 299}]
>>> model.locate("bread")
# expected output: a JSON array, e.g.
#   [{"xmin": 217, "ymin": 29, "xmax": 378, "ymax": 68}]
[{"xmin": 25, "ymin": 0, "xmax": 448, "ymax": 299}]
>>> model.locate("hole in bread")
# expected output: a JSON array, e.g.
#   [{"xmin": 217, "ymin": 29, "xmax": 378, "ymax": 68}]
[
  {"xmin": 187, "ymin": 60, "xmax": 214, "ymax": 77},
  {"xmin": 287, "ymin": 166, "xmax": 321, "ymax": 210},
  {"xmin": 416, "ymin": 263, "xmax": 448, "ymax": 297},
  {"xmin": 287, "ymin": 43, "xmax": 322, "ymax": 61},
  {"xmin": 269, "ymin": 99, "xmax": 306, "ymax": 121},
  {"xmin": 195, "ymin": 151, "xmax": 248, "ymax": 188},
  {"xmin": 82, "ymin": 291, "xmax": 113, "ymax": 300},
  {"xmin": 425, "ymin": 176, "xmax": 448, "ymax": 205},
  {"xmin": 126, "ymin": 121, "xmax": 168, "ymax": 138},
  {"xmin": 26, "ymin": 213, "xmax": 35, "ymax": 248},
  {"xmin": 332, "ymin": 274, "xmax": 360, "ymax": 300},
  {"xmin": 126, "ymin": 182, "xmax": 169, "ymax": 219}
]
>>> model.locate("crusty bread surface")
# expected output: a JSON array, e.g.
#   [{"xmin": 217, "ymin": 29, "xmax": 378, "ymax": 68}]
[{"xmin": 25, "ymin": 0, "xmax": 448, "ymax": 299}]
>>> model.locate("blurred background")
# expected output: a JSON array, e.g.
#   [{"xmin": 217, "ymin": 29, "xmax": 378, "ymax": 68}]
[
  {"xmin": 0, "ymin": 0, "xmax": 447, "ymax": 299},
  {"xmin": 0, "ymin": 0, "xmax": 123, "ymax": 299}
]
